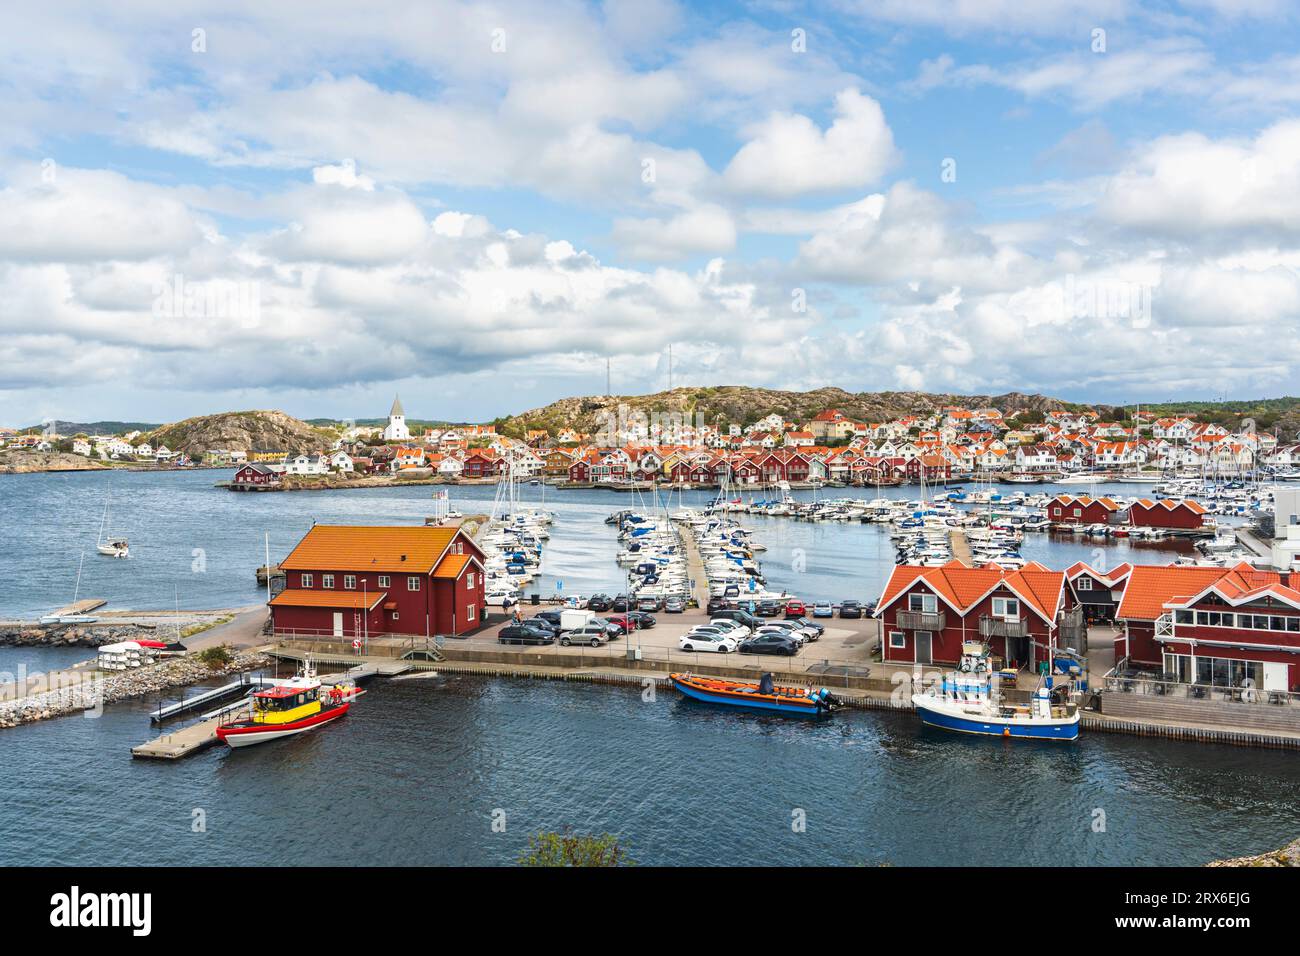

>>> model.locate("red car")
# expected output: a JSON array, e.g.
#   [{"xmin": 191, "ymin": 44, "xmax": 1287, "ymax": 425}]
[
  {"xmin": 606, "ymin": 613, "xmax": 638, "ymax": 635},
  {"xmin": 784, "ymin": 600, "xmax": 806, "ymax": 618}
]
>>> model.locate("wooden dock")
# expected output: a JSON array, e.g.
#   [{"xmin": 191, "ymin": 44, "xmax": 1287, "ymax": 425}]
[
  {"xmin": 948, "ymin": 529, "xmax": 972, "ymax": 564},
  {"xmin": 132, "ymin": 712, "xmax": 233, "ymax": 759},
  {"xmin": 51, "ymin": 598, "xmax": 107, "ymax": 616}
]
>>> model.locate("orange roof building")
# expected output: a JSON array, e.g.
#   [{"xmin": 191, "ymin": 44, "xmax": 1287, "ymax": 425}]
[{"xmin": 271, "ymin": 524, "xmax": 486, "ymax": 638}]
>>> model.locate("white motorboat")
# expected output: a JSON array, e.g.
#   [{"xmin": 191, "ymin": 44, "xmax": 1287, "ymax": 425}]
[{"xmin": 95, "ymin": 496, "xmax": 129, "ymax": 558}]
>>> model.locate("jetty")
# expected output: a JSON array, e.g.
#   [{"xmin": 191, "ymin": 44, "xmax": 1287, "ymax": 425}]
[{"xmin": 947, "ymin": 528, "xmax": 973, "ymax": 564}]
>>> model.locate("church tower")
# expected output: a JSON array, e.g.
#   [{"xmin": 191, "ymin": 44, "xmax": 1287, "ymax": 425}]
[{"xmin": 383, "ymin": 395, "xmax": 410, "ymax": 441}]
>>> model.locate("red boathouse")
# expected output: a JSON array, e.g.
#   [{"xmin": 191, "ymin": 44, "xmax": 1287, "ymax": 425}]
[{"xmin": 269, "ymin": 524, "xmax": 486, "ymax": 638}]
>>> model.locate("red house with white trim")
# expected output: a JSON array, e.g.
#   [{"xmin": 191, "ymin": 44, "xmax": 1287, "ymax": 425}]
[
  {"xmin": 269, "ymin": 524, "xmax": 486, "ymax": 638},
  {"xmin": 875, "ymin": 560, "xmax": 1078, "ymax": 670},
  {"xmin": 1048, "ymin": 495, "xmax": 1122, "ymax": 525},
  {"xmin": 1115, "ymin": 563, "xmax": 1300, "ymax": 691}
]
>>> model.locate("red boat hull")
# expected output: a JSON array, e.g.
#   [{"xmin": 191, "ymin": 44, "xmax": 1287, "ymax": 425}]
[{"xmin": 216, "ymin": 703, "xmax": 350, "ymax": 748}]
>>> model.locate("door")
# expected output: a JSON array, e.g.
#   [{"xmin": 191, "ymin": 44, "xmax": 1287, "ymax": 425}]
[
  {"xmin": 1264, "ymin": 661, "xmax": 1288, "ymax": 693},
  {"xmin": 332, "ymin": 612, "xmax": 344, "ymax": 637},
  {"xmin": 915, "ymin": 631, "xmax": 932, "ymax": 665}
]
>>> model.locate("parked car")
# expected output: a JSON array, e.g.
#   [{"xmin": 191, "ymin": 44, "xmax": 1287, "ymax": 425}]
[
  {"xmin": 812, "ymin": 602, "xmax": 834, "ymax": 618},
  {"xmin": 706, "ymin": 596, "xmax": 736, "ymax": 615},
  {"xmin": 785, "ymin": 617, "xmax": 824, "ymax": 639},
  {"xmin": 524, "ymin": 616, "xmax": 560, "ymax": 635},
  {"xmin": 535, "ymin": 609, "xmax": 565, "ymax": 628},
  {"xmin": 636, "ymin": 596, "xmax": 664, "ymax": 612},
  {"xmin": 678, "ymin": 632, "xmax": 737, "ymax": 653},
  {"xmin": 498, "ymin": 624, "xmax": 555, "ymax": 646},
  {"xmin": 606, "ymin": 613, "xmax": 637, "ymax": 635},
  {"xmin": 586, "ymin": 593, "xmax": 613, "ymax": 612},
  {"xmin": 784, "ymin": 599, "xmax": 807, "ymax": 618},
  {"xmin": 627, "ymin": 611, "xmax": 656, "ymax": 629},
  {"xmin": 611, "ymin": 594, "xmax": 632, "ymax": 612},
  {"xmin": 663, "ymin": 595, "xmax": 686, "ymax": 614},
  {"xmin": 756, "ymin": 599, "xmax": 783, "ymax": 617},
  {"xmin": 738, "ymin": 633, "xmax": 799, "ymax": 657},
  {"xmin": 755, "ymin": 624, "xmax": 806, "ymax": 647},
  {"xmin": 757, "ymin": 620, "xmax": 817, "ymax": 643},
  {"xmin": 708, "ymin": 618, "xmax": 752, "ymax": 639},
  {"xmin": 839, "ymin": 599, "xmax": 863, "ymax": 619},
  {"xmin": 560, "ymin": 624, "xmax": 609, "ymax": 647},
  {"xmin": 711, "ymin": 608, "xmax": 762, "ymax": 631}
]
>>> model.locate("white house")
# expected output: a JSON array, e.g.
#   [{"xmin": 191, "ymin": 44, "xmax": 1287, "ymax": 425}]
[
  {"xmin": 328, "ymin": 451, "xmax": 354, "ymax": 472},
  {"xmin": 285, "ymin": 454, "xmax": 328, "ymax": 475}
]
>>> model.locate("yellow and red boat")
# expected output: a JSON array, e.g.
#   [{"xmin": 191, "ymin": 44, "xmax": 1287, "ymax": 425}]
[
  {"xmin": 217, "ymin": 662, "xmax": 362, "ymax": 748},
  {"xmin": 669, "ymin": 672, "xmax": 840, "ymax": 716}
]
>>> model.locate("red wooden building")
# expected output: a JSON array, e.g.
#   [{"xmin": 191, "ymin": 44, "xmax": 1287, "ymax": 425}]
[
  {"xmin": 1127, "ymin": 497, "xmax": 1207, "ymax": 530},
  {"xmin": 1115, "ymin": 563, "xmax": 1300, "ymax": 691},
  {"xmin": 232, "ymin": 463, "xmax": 281, "ymax": 487},
  {"xmin": 1048, "ymin": 494, "xmax": 1122, "ymax": 525},
  {"xmin": 875, "ymin": 560, "xmax": 1078, "ymax": 670},
  {"xmin": 269, "ymin": 524, "xmax": 486, "ymax": 638},
  {"xmin": 461, "ymin": 452, "xmax": 499, "ymax": 478}
]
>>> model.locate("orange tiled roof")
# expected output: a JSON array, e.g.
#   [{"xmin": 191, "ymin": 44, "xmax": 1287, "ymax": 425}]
[
  {"xmin": 280, "ymin": 525, "xmax": 464, "ymax": 573},
  {"xmin": 1116, "ymin": 563, "xmax": 1295, "ymax": 621},
  {"xmin": 1064, "ymin": 561, "xmax": 1133, "ymax": 584},
  {"xmin": 1132, "ymin": 497, "xmax": 1207, "ymax": 515},
  {"xmin": 877, "ymin": 562, "xmax": 1065, "ymax": 624},
  {"xmin": 269, "ymin": 589, "xmax": 385, "ymax": 610},
  {"xmin": 433, "ymin": 553, "xmax": 475, "ymax": 579}
]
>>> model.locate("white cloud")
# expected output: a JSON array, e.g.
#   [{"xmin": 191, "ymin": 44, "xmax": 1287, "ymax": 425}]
[
  {"xmin": 723, "ymin": 89, "xmax": 897, "ymax": 198},
  {"xmin": 312, "ymin": 159, "xmax": 375, "ymax": 190},
  {"xmin": 611, "ymin": 205, "xmax": 736, "ymax": 260}
]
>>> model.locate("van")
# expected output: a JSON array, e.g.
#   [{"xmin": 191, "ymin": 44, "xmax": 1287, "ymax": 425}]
[{"xmin": 559, "ymin": 609, "xmax": 597, "ymax": 632}]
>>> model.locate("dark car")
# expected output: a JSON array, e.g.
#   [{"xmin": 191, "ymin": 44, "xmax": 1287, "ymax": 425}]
[
  {"xmin": 711, "ymin": 608, "xmax": 762, "ymax": 631},
  {"xmin": 636, "ymin": 596, "xmax": 663, "ymax": 612},
  {"xmin": 586, "ymin": 593, "xmax": 613, "ymax": 612},
  {"xmin": 706, "ymin": 596, "xmax": 736, "ymax": 616},
  {"xmin": 611, "ymin": 594, "xmax": 632, "ymax": 613},
  {"xmin": 534, "ymin": 609, "xmax": 564, "ymax": 628},
  {"xmin": 627, "ymin": 611, "xmax": 656, "ymax": 629},
  {"xmin": 524, "ymin": 616, "xmax": 560, "ymax": 635},
  {"xmin": 498, "ymin": 624, "xmax": 555, "ymax": 646},
  {"xmin": 738, "ymin": 633, "xmax": 799, "ymax": 657},
  {"xmin": 756, "ymin": 599, "xmax": 783, "ymax": 617},
  {"xmin": 839, "ymin": 599, "xmax": 864, "ymax": 619},
  {"xmin": 664, "ymin": 596, "xmax": 686, "ymax": 613}
]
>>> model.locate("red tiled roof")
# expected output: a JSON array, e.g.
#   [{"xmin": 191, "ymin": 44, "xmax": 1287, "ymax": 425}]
[
  {"xmin": 1116, "ymin": 563, "xmax": 1296, "ymax": 621},
  {"xmin": 877, "ymin": 562, "xmax": 1065, "ymax": 624},
  {"xmin": 268, "ymin": 589, "xmax": 386, "ymax": 610}
]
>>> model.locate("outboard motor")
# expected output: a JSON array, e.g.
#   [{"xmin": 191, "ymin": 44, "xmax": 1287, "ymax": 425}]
[
  {"xmin": 818, "ymin": 688, "xmax": 842, "ymax": 710},
  {"xmin": 758, "ymin": 672, "xmax": 775, "ymax": 695}
]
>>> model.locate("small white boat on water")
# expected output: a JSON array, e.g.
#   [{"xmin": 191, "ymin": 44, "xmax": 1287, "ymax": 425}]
[
  {"xmin": 95, "ymin": 496, "xmax": 129, "ymax": 558},
  {"xmin": 911, "ymin": 643, "xmax": 1080, "ymax": 741}
]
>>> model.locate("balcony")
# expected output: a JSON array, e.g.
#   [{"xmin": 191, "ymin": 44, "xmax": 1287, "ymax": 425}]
[
  {"xmin": 897, "ymin": 610, "xmax": 946, "ymax": 630},
  {"xmin": 979, "ymin": 615, "xmax": 1030, "ymax": 639}
]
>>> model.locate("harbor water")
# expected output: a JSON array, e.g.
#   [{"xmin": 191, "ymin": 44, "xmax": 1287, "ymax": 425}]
[{"xmin": 1, "ymin": 470, "xmax": 1292, "ymax": 867}]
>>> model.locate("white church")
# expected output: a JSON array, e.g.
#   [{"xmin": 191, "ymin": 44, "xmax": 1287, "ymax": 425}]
[{"xmin": 383, "ymin": 395, "xmax": 410, "ymax": 441}]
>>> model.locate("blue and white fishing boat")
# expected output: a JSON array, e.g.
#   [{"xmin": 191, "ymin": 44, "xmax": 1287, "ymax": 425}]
[{"xmin": 912, "ymin": 643, "xmax": 1080, "ymax": 741}]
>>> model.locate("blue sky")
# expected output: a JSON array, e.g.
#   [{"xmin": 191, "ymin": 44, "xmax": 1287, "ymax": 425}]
[{"xmin": 3, "ymin": 0, "xmax": 1300, "ymax": 427}]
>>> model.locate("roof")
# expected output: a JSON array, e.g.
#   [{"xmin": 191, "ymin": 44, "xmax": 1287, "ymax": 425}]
[
  {"xmin": 389, "ymin": 394, "xmax": 405, "ymax": 417},
  {"xmin": 433, "ymin": 553, "xmax": 476, "ymax": 579},
  {"xmin": 268, "ymin": 589, "xmax": 386, "ymax": 610},
  {"xmin": 1065, "ymin": 561, "xmax": 1133, "ymax": 585},
  {"xmin": 1051, "ymin": 494, "xmax": 1122, "ymax": 511},
  {"xmin": 1132, "ymin": 497, "xmax": 1207, "ymax": 515},
  {"xmin": 876, "ymin": 561, "xmax": 1065, "ymax": 625},
  {"xmin": 1116, "ymin": 563, "xmax": 1297, "ymax": 621},
  {"xmin": 279, "ymin": 525, "xmax": 469, "ymax": 573}
]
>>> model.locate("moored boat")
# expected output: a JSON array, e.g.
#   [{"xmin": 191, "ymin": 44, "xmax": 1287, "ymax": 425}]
[
  {"xmin": 669, "ymin": 672, "xmax": 840, "ymax": 716},
  {"xmin": 911, "ymin": 643, "xmax": 1079, "ymax": 741},
  {"xmin": 217, "ymin": 661, "xmax": 362, "ymax": 748}
]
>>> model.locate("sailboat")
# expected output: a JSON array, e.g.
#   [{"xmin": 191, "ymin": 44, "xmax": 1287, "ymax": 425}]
[{"xmin": 96, "ymin": 496, "xmax": 129, "ymax": 558}]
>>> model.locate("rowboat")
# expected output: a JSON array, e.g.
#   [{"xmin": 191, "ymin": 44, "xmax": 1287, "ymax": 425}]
[{"xmin": 669, "ymin": 672, "xmax": 840, "ymax": 716}]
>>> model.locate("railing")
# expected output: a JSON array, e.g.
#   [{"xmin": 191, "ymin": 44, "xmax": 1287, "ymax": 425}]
[
  {"xmin": 896, "ymin": 610, "xmax": 946, "ymax": 631},
  {"xmin": 978, "ymin": 615, "xmax": 1030, "ymax": 639},
  {"xmin": 1102, "ymin": 667, "xmax": 1300, "ymax": 708}
]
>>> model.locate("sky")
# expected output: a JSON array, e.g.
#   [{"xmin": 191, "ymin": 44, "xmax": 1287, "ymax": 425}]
[{"xmin": 3, "ymin": 0, "xmax": 1300, "ymax": 427}]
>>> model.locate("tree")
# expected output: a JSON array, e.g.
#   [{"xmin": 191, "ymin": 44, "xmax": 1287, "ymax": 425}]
[{"xmin": 518, "ymin": 830, "xmax": 634, "ymax": 867}]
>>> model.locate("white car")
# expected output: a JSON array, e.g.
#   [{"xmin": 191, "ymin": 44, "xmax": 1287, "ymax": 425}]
[
  {"xmin": 679, "ymin": 632, "xmax": 737, "ymax": 653},
  {"xmin": 707, "ymin": 619, "xmax": 752, "ymax": 639},
  {"xmin": 756, "ymin": 620, "xmax": 817, "ymax": 644},
  {"xmin": 755, "ymin": 624, "xmax": 807, "ymax": 647}
]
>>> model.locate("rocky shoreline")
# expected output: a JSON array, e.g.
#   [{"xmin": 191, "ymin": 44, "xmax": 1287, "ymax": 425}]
[
  {"xmin": 0, "ymin": 650, "xmax": 271, "ymax": 729},
  {"xmin": 0, "ymin": 621, "xmax": 172, "ymax": 648},
  {"xmin": 1208, "ymin": 837, "xmax": 1300, "ymax": 867}
]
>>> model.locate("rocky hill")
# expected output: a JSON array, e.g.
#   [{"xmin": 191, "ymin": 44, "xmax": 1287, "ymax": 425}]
[
  {"xmin": 142, "ymin": 410, "xmax": 335, "ymax": 456},
  {"xmin": 496, "ymin": 386, "xmax": 1075, "ymax": 438},
  {"xmin": 0, "ymin": 451, "xmax": 109, "ymax": 474}
]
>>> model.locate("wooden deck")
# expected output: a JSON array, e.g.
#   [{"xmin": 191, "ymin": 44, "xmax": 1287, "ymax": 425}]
[
  {"xmin": 948, "ymin": 528, "xmax": 973, "ymax": 564},
  {"xmin": 132, "ymin": 713, "xmax": 233, "ymax": 760}
]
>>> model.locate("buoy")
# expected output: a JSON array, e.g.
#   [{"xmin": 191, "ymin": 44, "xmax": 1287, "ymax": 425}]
[{"xmin": 1002, "ymin": 727, "xmax": 1010, "ymax": 737}]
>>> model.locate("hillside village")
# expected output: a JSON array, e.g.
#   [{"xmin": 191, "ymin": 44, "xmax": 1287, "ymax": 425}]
[
  {"xmin": 6, "ymin": 394, "xmax": 1299, "ymax": 487},
  {"xmin": 206, "ymin": 396, "xmax": 1300, "ymax": 489}
]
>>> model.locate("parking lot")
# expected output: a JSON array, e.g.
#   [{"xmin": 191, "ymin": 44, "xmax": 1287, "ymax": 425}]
[{"xmin": 473, "ymin": 602, "xmax": 882, "ymax": 669}]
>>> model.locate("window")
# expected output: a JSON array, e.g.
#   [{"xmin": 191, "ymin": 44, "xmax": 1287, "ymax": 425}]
[
  {"xmin": 300, "ymin": 572, "xmax": 314, "ymax": 588},
  {"xmin": 908, "ymin": 593, "xmax": 937, "ymax": 614},
  {"xmin": 1072, "ymin": 508, "xmax": 1082, "ymax": 517},
  {"xmin": 407, "ymin": 576, "xmax": 420, "ymax": 591},
  {"xmin": 1175, "ymin": 609, "xmax": 1193, "ymax": 624},
  {"xmin": 392, "ymin": 611, "xmax": 399, "ymax": 621},
  {"xmin": 344, "ymin": 575, "xmax": 356, "ymax": 590},
  {"xmin": 467, "ymin": 604, "xmax": 476, "ymax": 622},
  {"xmin": 378, "ymin": 575, "xmax": 390, "ymax": 588},
  {"xmin": 992, "ymin": 597, "xmax": 1020, "ymax": 619},
  {"xmin": 889, "ymin": 631, "xmax": 906, "ymax": 648},
  {"xmin": 467, "ymin": 572, "xmax": 475, "ymax": 589},
  {"xmin": 322, "ymin": 574, "xmax": 335, "ymax": 589},
  {"xmin": 1076, "ymin": 577, "xmax": 1093, "ymax": 591}
]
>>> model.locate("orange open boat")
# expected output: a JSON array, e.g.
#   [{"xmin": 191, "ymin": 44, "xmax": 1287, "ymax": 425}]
[{"xmin": 669, "ymin": 672, "xmax": 840, "ymax": 716}]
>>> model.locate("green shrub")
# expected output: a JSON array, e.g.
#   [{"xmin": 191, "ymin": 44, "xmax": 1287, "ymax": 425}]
[{"xmin": 518, "ymin": 830, "xmax": 633, "ymax": 867}]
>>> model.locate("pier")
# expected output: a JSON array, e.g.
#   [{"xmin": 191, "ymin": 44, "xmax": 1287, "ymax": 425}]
[
  {"xmin": 947, "ymin": 528, "xmax": 972, "ymax": 564},
  {"xmin": 49, "ymin": 598, "xmax": 107, "ymax": 616},
  {"xmin": 674, "ymin": 521, "xmax": 712, "ymax": 608}
]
